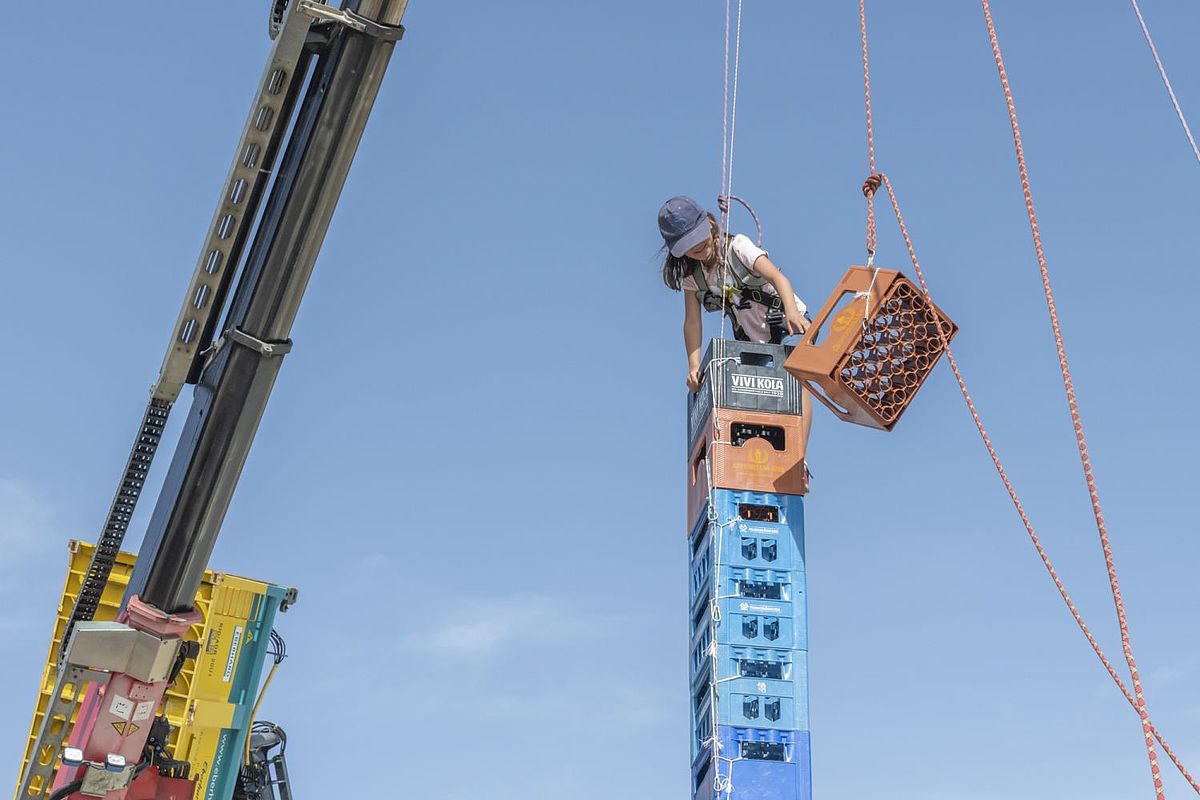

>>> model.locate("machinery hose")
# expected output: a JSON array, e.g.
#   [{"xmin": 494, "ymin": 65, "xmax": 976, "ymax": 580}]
[{"xmin": 47, "ymin": 780, "xmax": 83, "ymax": 800}]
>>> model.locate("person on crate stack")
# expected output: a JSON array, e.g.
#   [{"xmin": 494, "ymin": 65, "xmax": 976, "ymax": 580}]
[{"xmin": 658, "ymin": 194, "xmax": 814, "ymax": 455}]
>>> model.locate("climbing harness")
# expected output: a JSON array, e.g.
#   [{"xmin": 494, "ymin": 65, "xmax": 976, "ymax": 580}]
[{"xmin": 689, "ymin": 240, "xmax": 788, "ymax": 344}]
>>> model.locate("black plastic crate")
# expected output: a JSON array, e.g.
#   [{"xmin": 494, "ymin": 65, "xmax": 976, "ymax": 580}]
[{"xmin": 687, "ymin": 339, "xmax": 804, "ymax": 453}]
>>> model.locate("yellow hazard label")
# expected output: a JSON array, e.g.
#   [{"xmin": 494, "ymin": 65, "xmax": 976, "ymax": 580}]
[{"xmin": 111, "ymin": 721, "xmax": 140, "ymax": 737}]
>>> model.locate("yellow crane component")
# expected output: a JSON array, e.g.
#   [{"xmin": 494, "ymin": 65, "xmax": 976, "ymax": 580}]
[{"xmin": 15, "ymin": 541, "xmax": 291, "ymax": 800}]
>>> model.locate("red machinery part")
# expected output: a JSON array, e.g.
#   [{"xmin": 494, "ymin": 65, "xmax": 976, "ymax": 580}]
[{"xmin": 53, "ymin": 598, "xmax": 201, "ymax": 800}]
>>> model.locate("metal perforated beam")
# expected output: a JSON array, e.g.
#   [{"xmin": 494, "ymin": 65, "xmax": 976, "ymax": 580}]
[{"xmin": 152, "ymin": 1, "xmax": 315, "ymax": 403}]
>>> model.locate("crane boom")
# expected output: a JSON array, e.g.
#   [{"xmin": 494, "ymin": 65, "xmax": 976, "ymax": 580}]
[
  {"xmin": 60, "ymin": 0, "xmax": 317, "ymax": 657},
  {"xmin": 17, "ymin": 2, "xmax": 407, "ymax": 798},
  {"xmin": 129, "ymin": 0, "xmax": 406, "ymax": 614}
]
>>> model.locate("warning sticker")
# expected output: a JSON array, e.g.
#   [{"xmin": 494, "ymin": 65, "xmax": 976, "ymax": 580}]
[
  {"xmin": 111, "ymin": 721, "xmax": 139, "ymax": 737},
  {"xmin": 109, "ymin": 696, "xmax": 134, "ymax": 721},
  {"xmin": 132, "ymin": 701, "xmax": 155, "ymax": 723}
]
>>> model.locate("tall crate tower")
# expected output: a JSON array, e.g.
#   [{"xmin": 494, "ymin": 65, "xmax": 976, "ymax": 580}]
[{"xmin": 687, "ymin": 340, "xmax": 812, "ymax": 800}]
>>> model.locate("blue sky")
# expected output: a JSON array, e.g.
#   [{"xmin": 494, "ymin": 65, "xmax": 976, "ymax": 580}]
[{"xmin": 2, "ymin": 2, "xmax": 1199, "ymax": 798}]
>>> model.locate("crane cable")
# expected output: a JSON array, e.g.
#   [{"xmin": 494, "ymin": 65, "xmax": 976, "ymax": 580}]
[
  {"xmin": 1128, "ymin": 0, "xmax": 1200, "ymax": 166},
  {"xmin": 857, "ymin": 0, "xmax": 1196, "ymax": 794}
]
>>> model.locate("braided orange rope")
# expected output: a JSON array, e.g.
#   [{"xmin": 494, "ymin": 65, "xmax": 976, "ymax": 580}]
[
  {"xmin": 855, "ymin": 0, "xmax": 1193, "ymax": 794},
  {"xmin": 881, "ymin": 172, "xmax": 1196, "ymax": 795},
  {"xmin": 859, "ymin": 0, "xmax": 878, "ymax": 259},
  {"xmin": 980, "ymin": 2, "xmax": 1163, "ymax": 794}
]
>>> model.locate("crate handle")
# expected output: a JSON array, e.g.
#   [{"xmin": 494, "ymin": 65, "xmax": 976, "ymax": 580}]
[{"xmin": 737, "ymin": 351, "xmax": 774, "ymax": 368}]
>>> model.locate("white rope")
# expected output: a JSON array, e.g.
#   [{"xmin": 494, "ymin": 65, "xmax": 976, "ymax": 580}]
[
  {"xmin": 1129, "ymin": 0, "xmax": 1200, "ymax": 165},
  {"xmin": 703, "ymin": 6, "xmax": 747, "ymax": 793},
  {"xmin": 856, "ymin": 264, "xmax": 882, "ymax": 331},
  {"xmin": 721, "ymin": 0, "xmax": 731, "ymax": 205},
  {"xmin": 717, "ymin": 0, "xmax": 745, "ymax": 348}
]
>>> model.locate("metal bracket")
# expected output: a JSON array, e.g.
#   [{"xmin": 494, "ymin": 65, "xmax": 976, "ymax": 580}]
[
  {"xmin": 16, "ymin": 664, "xmax": 111, "ymax": 799},
  {"xmin": 198, "ymin": 327, "xmax": 292, "ymax": 372},
  {"xmin": 65, "ymin": 622, "xmax": 182, "ymax": 684},
  {"xmin": 297, "ymin": 0, "xmax": 405, "ymax": 41},
  {"xmin": 80, "ymin": 760, "xmax": 137, "ymax": 797},
  {"xmin": 227, "ymin": 327, "xmax": 293, "ymax": 357}
]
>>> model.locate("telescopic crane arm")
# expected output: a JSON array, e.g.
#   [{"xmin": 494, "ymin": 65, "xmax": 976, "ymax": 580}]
[{"xmin": 17, "ymin": 3, "xmax": 407, "ymax": 799}]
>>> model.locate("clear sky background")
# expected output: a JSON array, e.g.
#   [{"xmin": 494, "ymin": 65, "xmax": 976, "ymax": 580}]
[{"xmin": 2, "ymin": 2, "xmax": 1198, "ymax": 798}]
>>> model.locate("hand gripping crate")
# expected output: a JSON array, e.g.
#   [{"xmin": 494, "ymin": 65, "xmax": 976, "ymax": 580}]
[{"xmin": 784, "ymin": 266, "xmax": 957, "ymax": 431}]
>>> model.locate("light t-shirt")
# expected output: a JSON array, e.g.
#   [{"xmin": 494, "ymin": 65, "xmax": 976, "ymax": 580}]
[{"xmin": 680, "ymin": 233, "xmax": 807, "ymax": 343}]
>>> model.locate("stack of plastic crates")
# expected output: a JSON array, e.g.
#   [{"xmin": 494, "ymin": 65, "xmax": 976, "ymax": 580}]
[{"xmin": 687, "ymin": 340, "xmax": 811, "ymax": 800}]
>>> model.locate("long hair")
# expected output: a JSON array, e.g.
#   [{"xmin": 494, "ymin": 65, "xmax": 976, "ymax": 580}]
[{"xmin": 661, "ymin": 214, "xmax": 724, "ymax": 290}]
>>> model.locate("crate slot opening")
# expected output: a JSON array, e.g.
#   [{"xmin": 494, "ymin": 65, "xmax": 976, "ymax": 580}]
[
  {"xmin": 738, "ymin": 503, "xmax": 779, "ymax": 522},
  {"xmin": 739, "ymin": 351, "xmax": 774, "ymax": 368},
  {"xmin": 741, "ymin": 741, "xmax": 787, "ymax": 762},
  {"xmin": 810, "ymin": 289, "xmax": 863, "ymax": 346},
  {"xmin": 730, "ymin": 423, "xmax": 786, "ymax": 451}
]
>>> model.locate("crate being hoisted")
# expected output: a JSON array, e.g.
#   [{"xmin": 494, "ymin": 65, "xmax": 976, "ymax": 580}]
[{"xmin": 784, "ymin": 266, "xmax": 957, "ymax": 431}]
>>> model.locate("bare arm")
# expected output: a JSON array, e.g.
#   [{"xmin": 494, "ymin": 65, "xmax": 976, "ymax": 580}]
[
  {"xmin": 752, "ymin": 254, "xmax": 807, "ymax": 333},
  {"xmin": 684, "ymin": 290, "xmax": 704, "ymax": 391}
]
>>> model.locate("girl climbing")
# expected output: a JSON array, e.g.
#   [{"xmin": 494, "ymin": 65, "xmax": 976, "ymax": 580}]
[
  {"xmin": 659, "ymin": 194, "xmax": 814, "ymax": 450},
  {"xmin": 658, "ymin": 195, "xmax": 810, "ymax": 388}
]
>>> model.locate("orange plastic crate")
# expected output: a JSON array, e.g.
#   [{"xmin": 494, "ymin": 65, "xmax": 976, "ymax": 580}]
[{"xmin": 784, "ymin": 267, "xmax": 956, "ymax": 430}]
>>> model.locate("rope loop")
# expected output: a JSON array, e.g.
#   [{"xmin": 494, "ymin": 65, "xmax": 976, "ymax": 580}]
[
  {"xmin": 717, "ymin": 193, "xmax": 764, "ymax": 246},
  {"xmin": 861, "ymin": 173, "xmax": 884, "ymax": 198}
]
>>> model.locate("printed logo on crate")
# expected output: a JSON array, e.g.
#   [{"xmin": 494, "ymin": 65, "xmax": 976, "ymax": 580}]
[
  {"xmin": 737, "ymin": 522, "xmax": 782, "ymax": 536},
  {"xmin": 730, "ymin": 372, "xmax": 786, "ymax": 398},
  {"xmin": 738, "ymin": 601, "xmax": 784, "ymax": 614}
]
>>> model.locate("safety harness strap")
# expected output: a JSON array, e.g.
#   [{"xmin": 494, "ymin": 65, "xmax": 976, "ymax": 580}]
[{"xmin": 689, "ymin": 246, "xmax": 787, "ymax": 343}]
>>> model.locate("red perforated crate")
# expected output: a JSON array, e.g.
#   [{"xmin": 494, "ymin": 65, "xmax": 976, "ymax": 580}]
[{"xmin": 784, "ymin": 266, "xmax": 957, "ymax": 431}]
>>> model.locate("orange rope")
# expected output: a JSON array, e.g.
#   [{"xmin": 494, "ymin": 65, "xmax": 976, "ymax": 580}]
[
  {"xmin": 859, "ymin": 0, "xmax": 878, "ymax": 259},
  {"xmin": 854, "ymin": 0, "xmax": 1195, "ymax": 794},
  {"xmin": 979, "ymin": 2, "xmax": 1163, "ymax": 794},
  {"xmin": 881, "ymin": 173, "xmax": 1195, "ymax": 795}
]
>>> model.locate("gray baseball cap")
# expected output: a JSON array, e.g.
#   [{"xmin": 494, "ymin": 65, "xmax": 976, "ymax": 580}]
[{"xmin": 658, "ymin": 196, "xmax": 712, "ymax": 257}]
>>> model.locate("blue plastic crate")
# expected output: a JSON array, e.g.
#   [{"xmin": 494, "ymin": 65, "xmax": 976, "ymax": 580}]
[
  {"xmin": 709, "ymin": 643, "xmax": 807, "ymax": 685},
  {"xmin": 692, "ymin": 727, "xmax": 812, "ymax": 800},
  {"xmin": 690, "ymin": 594, "xmax": 807, "ymax": 654},
  {"xmin": 690, "ymin": 489, "xmax": 806, "ymax": 542},
  {"xmin": 691, "ymin": 566, "xmax": 804, "ymax": 638},
  {"xmin": 689, "ymin": 629, "xmax": 809, "ymax": 684},
  {"xmin": 689, "ymin": 517, "xmax": 804, "ymax": 606},
  {"xmin": 691, "ymin": 677, "xmax": 809, "ymax": 731}
]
